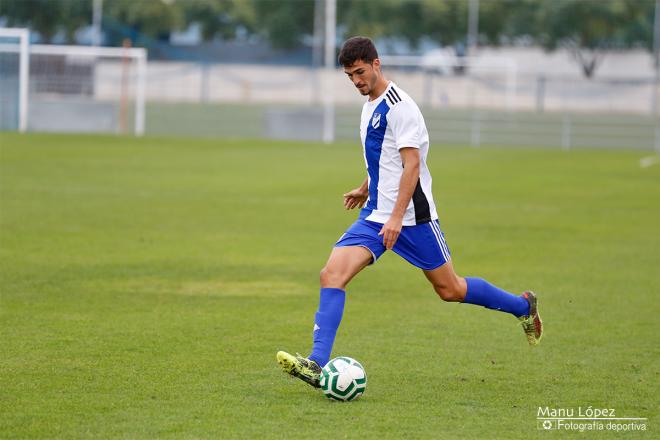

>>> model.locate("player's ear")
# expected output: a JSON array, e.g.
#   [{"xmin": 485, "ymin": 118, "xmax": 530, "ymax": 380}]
[{"xmin": 372, "ymin": 58, "xmax": 381, "ymax": 70}]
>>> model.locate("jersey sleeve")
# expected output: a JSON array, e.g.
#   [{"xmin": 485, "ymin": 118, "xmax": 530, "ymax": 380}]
[{"xmin": 388, "ymin": 100, "xmax": 421, "ymax": 150}]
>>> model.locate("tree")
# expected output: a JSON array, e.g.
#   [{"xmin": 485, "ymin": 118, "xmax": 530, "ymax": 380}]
[
  {"xmin": 252, "ymin": 0, "xmax": 315, "ymax": 49},
  {"xmin": 337, "ymin": 0, "xmax": 468, "ymax": 50},
  {"xmin": 180, "ymin": 0, "xmax": 314, "ymax": 49},
  {"xmin": 104, "ymin": 0, "xmax": 185, "ymax": 43},
  {"xmin": 0, "ymin": 0, "xmax": 655, "ymax": 76},
  {"xmin": 0, "ymin": 0, "xmax": 91, "ymax": 43},
  {"xmin": 476, "ymin": 0, "xmax": 538, "ymax": 45},
  {"xmin": 534, "ymin": 0, "xmax": 656, "ymax": 78},
  {"xmin": 181, "ymin": 0, "xmax": 256, "ymax": 41}
]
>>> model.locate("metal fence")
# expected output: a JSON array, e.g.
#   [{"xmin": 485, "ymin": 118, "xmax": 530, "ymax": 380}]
[
  {"xmin": 133, "ymin": 62, "xmax": 659, "ymax": 151},
  {"xmin": 3, "ymin": 50, "xmax": 659, "ymax": 150}
]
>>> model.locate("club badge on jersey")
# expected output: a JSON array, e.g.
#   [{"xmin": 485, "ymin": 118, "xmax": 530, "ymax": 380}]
[{"xmin": 371, "ymin": 113, "xmax": 381, "ymax": 129}]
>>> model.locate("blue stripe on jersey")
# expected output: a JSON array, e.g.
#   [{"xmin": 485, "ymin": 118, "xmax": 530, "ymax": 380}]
[{"xmin": 364, "ymin": 99, "xmax": 390, "ymax": 211}]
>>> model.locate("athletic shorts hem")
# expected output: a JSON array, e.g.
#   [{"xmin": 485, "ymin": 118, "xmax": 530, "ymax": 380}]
[
  {"xmin": 411, "ymin": 257, "xmax": 450, "ymax": 271},
  {"xmin": 335, "ymin": 243, "xmax": 378, "ymax": 265}
]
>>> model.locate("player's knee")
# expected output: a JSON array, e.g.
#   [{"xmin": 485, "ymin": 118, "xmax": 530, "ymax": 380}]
[
  {"xmin": 433, "ymin": 282, "xmax": 464, "ymax": 302},
  {"xmin": 320, "ymin": 266, "xmax": 347, "ymax": 289}
]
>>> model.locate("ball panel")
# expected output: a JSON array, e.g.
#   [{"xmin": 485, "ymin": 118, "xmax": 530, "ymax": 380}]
[
  {"xmin": 327, "ymin": 362, "xmax": 339, "ymax": 373},
  {"xmin": 346, "ymin": 364, "xmax": 365, "ymax": 380},
  {"xmin": 346, "ymin": 391, "xmax": 364, "ymax": 401},
  {"xmin": 320, "ymin": 369, "xmax": 330, "ymax": 386},
  {"xmin": 335, "ymin": 369, "xmax": 354, "ymax": 391},
  {"xmin": 325, "ymin": 392, "xmax": 344, "ymax": 401},
  {"xmin": 331, "ymin": 376, "xmax": 355, "ymax": 397}
]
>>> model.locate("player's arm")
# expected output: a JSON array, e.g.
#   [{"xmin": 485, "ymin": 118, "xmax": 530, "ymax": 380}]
[
  {"xmin": 343, "ymin": 177, "xmax": 369, "ymax": 210},
  {"xmin": 379, "ymin": 147, "xmax": 419, "ymax": 249}
]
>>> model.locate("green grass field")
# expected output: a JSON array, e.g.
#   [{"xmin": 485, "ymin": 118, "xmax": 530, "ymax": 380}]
[{"xmin": 1, "ymin": 132, "xmax": 658, "ymax": 439}]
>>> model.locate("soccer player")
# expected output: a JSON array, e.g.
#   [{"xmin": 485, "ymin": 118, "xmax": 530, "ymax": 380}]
[{"xmin": 277, "ymin": 36, "xmax": 542, "ymax": 388}]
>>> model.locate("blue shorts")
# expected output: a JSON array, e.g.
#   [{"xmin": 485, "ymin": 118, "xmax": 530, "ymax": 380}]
[{"xmin": 334, "ymin": 219, "xmax": 451, "ymax": 270}]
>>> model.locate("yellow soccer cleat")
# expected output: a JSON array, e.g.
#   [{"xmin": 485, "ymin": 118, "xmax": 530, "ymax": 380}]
[
  {"xmin": 519, "ymin": 291, "xmax": 543, "ymax": 346},
  {"xmin": 276, "ymin": 351, "xmax": 322, "ymax": 388}
]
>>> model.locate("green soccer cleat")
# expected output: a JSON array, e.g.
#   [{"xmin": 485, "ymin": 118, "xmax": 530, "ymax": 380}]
[
  {"xmin": 276, "ymin": 351, "xmax": 322, "ymax": 388},
  {"xmin": 519, "ymin": 291, "xmax": 543, "ymax": 346}
]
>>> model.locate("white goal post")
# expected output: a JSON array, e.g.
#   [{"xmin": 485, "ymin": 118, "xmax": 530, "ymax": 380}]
[
  {"xmin": 0, "ymin": 28, "xmax": 147, "ymax": 136},
  {"xmin": 0, "ymin": 28, "xmax": 29, "ymax": 132}
]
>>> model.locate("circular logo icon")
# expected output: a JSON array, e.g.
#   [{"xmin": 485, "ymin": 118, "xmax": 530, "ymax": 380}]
[{"xmin": 543, "ymin": 420, "xmax": 553, "ymax": 430}]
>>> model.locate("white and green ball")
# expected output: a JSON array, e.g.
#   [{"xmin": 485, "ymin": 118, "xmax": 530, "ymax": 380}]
[{"xmin": 319, "ymin": 357, "xmax": 367, "ymax": 401}]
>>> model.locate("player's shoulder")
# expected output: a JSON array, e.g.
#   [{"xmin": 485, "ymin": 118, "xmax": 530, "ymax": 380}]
[
  {"xmin": 383, "ymin": 83, "xmax": 405, "ymax": 107},
  {"xmin": 384, "ymin": 84, "xmax": 420, "ymax": 115}
]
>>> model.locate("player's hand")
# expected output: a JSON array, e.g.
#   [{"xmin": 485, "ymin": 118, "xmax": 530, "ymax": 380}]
[
  {"xmin": 378, "ymin": 216, "xmax": 403, "ymax": 250},
  {"xmin": 343, "ymin": 188, "xmax": 368, "ymax": 210}
]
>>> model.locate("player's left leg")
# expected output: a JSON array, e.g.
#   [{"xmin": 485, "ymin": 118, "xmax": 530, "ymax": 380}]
[
  {"xmin": 423, "ymin": 260, "xmax": 542, "ymax": 345},
  {"xmin": 421, "ymin": 259, "xmax": 466, "ymax": 301},
  {"xmin": 391, "ymin": 220, "xmax": 541, "ymax": 345},
  {"xmin": 423, "ymin": 262, "xmax": 530, "ymax": 314}
]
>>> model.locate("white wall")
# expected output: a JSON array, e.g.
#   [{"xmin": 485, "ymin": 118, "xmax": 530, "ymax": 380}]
[{"xmin": 93, "ymin": 46, "xmax": 659, "ymax": 115}]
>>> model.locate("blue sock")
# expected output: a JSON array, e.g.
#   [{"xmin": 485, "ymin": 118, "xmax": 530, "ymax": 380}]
[
  {"xmin": 309, "ymin": 288, "xmax": 345, "ymax": 367},
  {"xmin": 463, "ymin": 277, "xmax": 529, "ymax": 317}
]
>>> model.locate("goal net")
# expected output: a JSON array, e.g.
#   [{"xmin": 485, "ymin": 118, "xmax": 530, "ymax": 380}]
[{"xmin": 0, "ymin": 28, "xmax": 147, "ymax": 136}]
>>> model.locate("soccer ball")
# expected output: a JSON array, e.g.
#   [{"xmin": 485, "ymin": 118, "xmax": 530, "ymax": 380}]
[{"xmin": 319, "ymin": 356, "xmax": 367, "ymax": 401}]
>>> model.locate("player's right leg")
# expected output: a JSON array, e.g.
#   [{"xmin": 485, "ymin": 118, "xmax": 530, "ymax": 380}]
[
  {"xmin": 319, "ymin": 245, "xmax": 375, "ymax": 290},
  {"xmin": 277, "ymin": 245, "xmax": 374, "ymax": 388}
]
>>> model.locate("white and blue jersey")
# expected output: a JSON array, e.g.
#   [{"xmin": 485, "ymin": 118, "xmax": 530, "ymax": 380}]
[
  {"xmin": 334, "ymin": 82, "xmax": 450, "ymax": 270},
  {"xmin": 359, "ymin": 82, "xmax": 437, "ymax": 226}
]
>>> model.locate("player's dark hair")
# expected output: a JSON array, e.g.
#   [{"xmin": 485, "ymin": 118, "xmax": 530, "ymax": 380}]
[{"xmin": 338, "ymin": 36, "xmax": 379, "ymax": 67}]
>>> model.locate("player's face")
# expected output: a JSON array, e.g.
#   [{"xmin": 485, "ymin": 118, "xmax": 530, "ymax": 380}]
[{"xmin": 344, "ymin": 60, "xmax": 379, "ymax": 96}]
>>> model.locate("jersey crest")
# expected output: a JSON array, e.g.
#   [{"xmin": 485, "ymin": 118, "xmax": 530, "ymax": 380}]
[{"xmin": 371, "ymin": 113, "xmax": 381, "ymax": 129}]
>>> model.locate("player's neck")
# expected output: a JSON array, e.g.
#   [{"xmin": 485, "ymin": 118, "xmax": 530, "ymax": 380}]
[{"xmin": 368, "ymin": 77, "xmax": 390, "ymax": 101}]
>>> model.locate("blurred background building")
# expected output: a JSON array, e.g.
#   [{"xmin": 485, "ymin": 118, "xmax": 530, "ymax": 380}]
[{"xmin": 1, "ymin": 0, "xmax": 659, "ymax": 149}]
